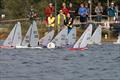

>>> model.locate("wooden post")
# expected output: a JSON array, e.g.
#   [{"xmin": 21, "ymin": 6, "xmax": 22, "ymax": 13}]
[{"xmin": 88, "ymin": 0, "xmax": 92, "ymax": 21}]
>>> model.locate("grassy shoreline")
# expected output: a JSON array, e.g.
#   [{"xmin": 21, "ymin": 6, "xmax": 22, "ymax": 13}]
[{"xmin": 0, "ymin": 21, "xmax": 118, "ymax": 43}]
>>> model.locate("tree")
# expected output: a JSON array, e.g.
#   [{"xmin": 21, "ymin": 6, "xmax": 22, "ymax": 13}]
[
  {"xmin": 3, "ymin": 0, "xmax": 48, "ymax": 19},
  {"xmin": 2, "ymin": 0, "xmax": 120, "ymax": 19},
  {"xmin": 33, "ymin": 0, "xmax": 40, "ymax": 3},
  {"xmin": 3, "ymin": 0, "xmax": 29, "ymax": 18},
  {"xmin": 0, "ymin": 0, "xmax": 3, "ymax": 8}
]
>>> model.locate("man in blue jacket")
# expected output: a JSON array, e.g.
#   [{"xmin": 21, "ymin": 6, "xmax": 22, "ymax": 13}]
[
  {"xmin": 107, "ymin": 2, "xmax": 116, "ymax": 21},
  {"xmin": 78, "ymin": 3, "xmax": 88, "ymax": 23},
  {"xmin": 78, "ymin": 3, "xmax": 88, "ymax": 29}
]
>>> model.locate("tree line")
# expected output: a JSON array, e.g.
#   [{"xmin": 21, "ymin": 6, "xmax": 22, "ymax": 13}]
[{"xmin": 0, "ymin": 0, "xmax": 119, "ymax": 19}]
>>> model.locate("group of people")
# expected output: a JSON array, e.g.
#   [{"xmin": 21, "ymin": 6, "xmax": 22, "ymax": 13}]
[
  {"xmin": 44, "ymin": 2, "xmax": 74, "ymax": 33},
  {"xmin": 95, "ymin": 2, "xmax": 118, "ymax": 22},
  {"xmin": 40, "ymin": 2, "xmax": 119, "ymax": 33}
]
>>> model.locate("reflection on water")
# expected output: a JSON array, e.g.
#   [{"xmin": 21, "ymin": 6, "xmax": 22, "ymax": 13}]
[{"xmin": 0, "ymin": 44, "xmax": 120, "ymax": 80}]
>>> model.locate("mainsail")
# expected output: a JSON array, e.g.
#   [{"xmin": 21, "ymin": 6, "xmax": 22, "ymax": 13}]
[
  {"xmin": 3, "ymin": 22, "xmax": 22, "ymax": 46},
  {"xmin": 51, "ymin": 27, "xmax": 68, "ymax": 47},
  {"xmin": 73, "ymin": 24, "xmax": 92, "ymax": 48},
  {"xmin": 67, "ymin": 27, "xmax": 76, "ymax": 47},
  {"xmin": 39, "ymin": 30, "xmax": 54, "ymax": 47},
  {"xmin": 89, "ymin": 25, "xmax": 102, "ymax": 44},
  {"xmin": 22, "ymin": 21, "xmax": 39, "ymax": 47}
]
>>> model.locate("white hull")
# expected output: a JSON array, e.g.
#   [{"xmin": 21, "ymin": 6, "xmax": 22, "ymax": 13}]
[
  {"xmin": 15, "ymin": 46, "xmax": 42, "ymax": 49},
  {"xmin": 89, "ymin": 25, "xmax": 102, "ymax": 45},
  {"xmin": 113, "ymin": 42, "xmax": 120, "ymax": 44}
]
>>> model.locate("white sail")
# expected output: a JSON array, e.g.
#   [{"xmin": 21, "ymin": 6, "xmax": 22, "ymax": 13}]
[
  {"xmin": 73, "ymin": 24, "xmax": 92, "ymax": 48},
  {"xmin": 3, "ymin": 24, "xmax": 17, "ymax": 46},
  {"xmin": 67, "ymin": 27, "xmax": 76, "ymax": 46},
  {"xmin": 79, "ymin": 24, "xmax": 92, "ymax": 48},
  {"xmin": 12, "ymin": 22, "xmax": 22, "ymax": 46},
  {"xmin": 3, "ymin": 22, "xmax": 22, "ymax": 46},
  {"xmin": 22, "ymin": 21, "xmax": 39, "ymax": 47},
  {"xmin": 39, "ymin": 30, "xmax": 54, "ymax": 46},
  {"xmin": 114, "ymin": 34, "xmax": 120, "ymax": 44},
  {"xmin": 30, "ymin": 21, "xmax": 39, "ymax": 46},
  {"xmin": 51, "ymin": 27, "xmax": 68, "ymax": 47},
  {"xmin": 89, "ymin": 25, "xmax": 102, "ymax": 44}
]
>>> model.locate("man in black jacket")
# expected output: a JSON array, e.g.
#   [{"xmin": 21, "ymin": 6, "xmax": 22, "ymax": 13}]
[{"xmin": 64, "ymin": 13, "xmax": 74, "ymax": 33}]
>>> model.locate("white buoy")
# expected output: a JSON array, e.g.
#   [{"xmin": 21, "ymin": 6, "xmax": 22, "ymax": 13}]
[
  {"xmin": 47, "ymin": 42, "xmax": 55, "ymax": 49},
  {"xmin": 104, "ymin": 34, "xmax": 108, "ymax": 39}
]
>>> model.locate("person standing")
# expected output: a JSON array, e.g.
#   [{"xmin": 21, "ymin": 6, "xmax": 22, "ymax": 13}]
[
  {"xmin": 28, "ymin": 4, "xmax": 38, "ymax": 22},
  {"xmin": 57, "ymin": 10, "xmax": 66, "ymax": 32},
  {"xmin": 95, "ymin": 2, "xmax": 103, "ymax": 22},
  {"xmin": 78, "ymin": 3, "xmax": 88, "ymax": 23},
  {"xmin": 78, "ymin": 3, "xmax": 88, "ymax": 28},
  {"xmin": 85, "ymin": 3, "xmax": 89, "ymax": 21},
  {"xmin": 61, "ymin": 2, "xmax": 69, "ymax": 16},
  {"xmin": 68, "ymin": 2, "xmax": 75, "ymax": 19},
  {"xmin": 107, "ymin": 2, "xmax": 116, "ymax": 21},
  {"xmin": 44, "ymin": 3, "xmax": 55, "ymax": 24},
  {"xmin": 47, "ymin": 14, "xmax": 55, "ymax": 32},
  {"xmin": 64, "ymin": 13, "xmax": 74, "ymax": 33}
]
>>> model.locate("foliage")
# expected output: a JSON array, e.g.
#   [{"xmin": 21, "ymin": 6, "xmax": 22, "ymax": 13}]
[
  {"xmin": 1, "ymin": 0, "xmax": 120, "ymax": 19},
  {"xmin": 33, "ymin": 0, "xmax": 40, "ymax": 3},
  {"xmin": 3, "ymin": 0, "xmax": 48, "ymax": 19}
]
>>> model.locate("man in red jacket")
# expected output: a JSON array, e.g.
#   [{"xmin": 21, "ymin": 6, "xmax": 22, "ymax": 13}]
[
  {"xmin": 61, "ymin": 2, "xmax": 69, "ymax": 16},
  {"xmin": 44, "ymin": 3, "xmax": 55, "ymax": 24}
]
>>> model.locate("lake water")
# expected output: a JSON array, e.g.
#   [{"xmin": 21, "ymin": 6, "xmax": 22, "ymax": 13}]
[{"xmin": 0, "ymin": 43, "xmax": 120, "ymax": 80}]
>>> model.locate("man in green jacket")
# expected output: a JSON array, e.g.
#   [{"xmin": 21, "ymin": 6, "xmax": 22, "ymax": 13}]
[
  {"xmin": 56, "ymin": 10, "xmax": 66, "ymax": 32},
  {"xmin": 107, "ymin": 2, "xmax": 116, "ymax": 21}
]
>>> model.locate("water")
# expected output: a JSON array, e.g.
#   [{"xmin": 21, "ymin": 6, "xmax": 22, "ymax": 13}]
[{"xmin": 0, "ymin": 44, "xmax": 120, "ymax": 80}]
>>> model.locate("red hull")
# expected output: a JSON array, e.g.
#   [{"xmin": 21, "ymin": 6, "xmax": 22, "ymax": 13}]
[{"xmin": 0, "ymin": 45, "xmax": 14, "ymax": 48}]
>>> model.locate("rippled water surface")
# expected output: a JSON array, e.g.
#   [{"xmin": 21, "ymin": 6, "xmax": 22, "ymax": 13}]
[{"xmin": 0, "ymin": 43, "xmax": 120, "ymax": 80}]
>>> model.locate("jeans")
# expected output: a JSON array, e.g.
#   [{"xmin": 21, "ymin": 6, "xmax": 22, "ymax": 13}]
[
  {"xmin": 68, "ymin": 27, "xmax": 72, "ymax": 34},
  {"xmin": 80, "ymin": 15, "xmax": 87, "ymax": 22},
  {"xmin": 48, "ymin": 27, "xmax": 54, "ymax": 32}
]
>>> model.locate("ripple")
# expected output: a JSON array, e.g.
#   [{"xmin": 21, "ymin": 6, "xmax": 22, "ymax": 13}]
[{"xmin": 0, "ymin": 44, "xmax": 120, "ymax": 80}]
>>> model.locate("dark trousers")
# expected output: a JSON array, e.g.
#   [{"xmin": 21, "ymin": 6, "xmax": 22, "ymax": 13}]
[
  {"xmin": 80, "ymin": 15, "xmax": 87, "ymax": 29},
  {"xmin": 96, "ymin": 15, "xmax": 102, "ymax": 22},
  {"xmin": 80, "ymin": 15, "xmax": 87, "ymax": 22},
  {"xmin": 68, "ymin": 27, "xmax": 72, "ymax": 34}
]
